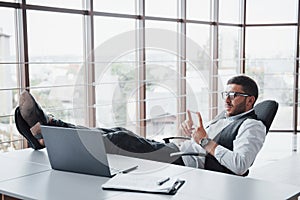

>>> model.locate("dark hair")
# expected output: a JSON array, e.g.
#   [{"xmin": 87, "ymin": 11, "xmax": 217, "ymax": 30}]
[{"xmin": 227, "ymin": 75, "xmax": 259, "ymax": 102}]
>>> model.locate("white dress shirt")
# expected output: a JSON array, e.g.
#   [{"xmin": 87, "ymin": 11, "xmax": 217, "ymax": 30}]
[{"xmin": 180, "ymin": 109, "xmax": 266, "ymax": 175}]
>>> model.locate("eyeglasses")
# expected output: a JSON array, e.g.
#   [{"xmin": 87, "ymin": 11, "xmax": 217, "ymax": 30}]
[{"xmin": 221, "ymin": 91, "xmax": 251, "ymax": 100}]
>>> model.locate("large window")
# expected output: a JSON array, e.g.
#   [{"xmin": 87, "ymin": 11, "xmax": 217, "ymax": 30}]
[
  {"xmin": 27, "ymin": 10, "xmax": 85, "ymax": 124},
  {"xmin": 0, "ymin": 6, "xmax": 20, "ymax": 151},
  {"xmin": 245, "ymin": 26, "xmax": 297, "ymax": 130},
  {"xmin": 0, "ymin": 0, "xmax": 299, "ymax": 152}
]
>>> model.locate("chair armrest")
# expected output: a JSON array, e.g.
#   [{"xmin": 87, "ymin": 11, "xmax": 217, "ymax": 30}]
[
  {"xmin": 170, "ymin": 152, "xmax": 206, "ymax": 157},
  {"xmin": 162, "ymin": 136, "xmax": 191, "ymax": 143}
]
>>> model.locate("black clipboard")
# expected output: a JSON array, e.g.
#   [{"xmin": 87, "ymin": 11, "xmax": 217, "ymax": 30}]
[
  {"xmin": 165, "ymin": 179, "xmax": 185, "ymax": 195},
  {"xmin": 101, "ymin": 174, "xmax": 185, "ymax": 195}
]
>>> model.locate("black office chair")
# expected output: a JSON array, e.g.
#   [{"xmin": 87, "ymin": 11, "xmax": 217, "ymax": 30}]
[{"xmin": 164, "ymin": 100, "xmax": 279, "ymax": 158}]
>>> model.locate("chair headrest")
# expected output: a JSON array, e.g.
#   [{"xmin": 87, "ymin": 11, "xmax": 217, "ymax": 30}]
[{"xmin": 254, "ymin": 100, "xmax": 279, "ymax": 133}]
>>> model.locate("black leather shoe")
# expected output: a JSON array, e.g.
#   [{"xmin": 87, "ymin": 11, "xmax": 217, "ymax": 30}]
[
  {"xmin": 15, "ymin": 107, "xmax": 45, "ymax": 150},
  {"xmin": 19, "ymin": 90, "xmax": 49, "ymax": 127}
]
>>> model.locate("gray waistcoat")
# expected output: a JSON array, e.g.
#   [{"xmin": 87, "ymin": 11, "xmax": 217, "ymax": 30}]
[{"xmin": 204, "ymin": 110, "xmax": 257, "ymax": 176}]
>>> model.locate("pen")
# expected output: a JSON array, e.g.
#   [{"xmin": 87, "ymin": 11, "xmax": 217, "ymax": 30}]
[
  {"xmin": 157, "ymin": 177, "xmax": 170, "ymax": 185},
  {"xmin": 121, "ymin": 165, "xmax": 138, "ymax": 173}
]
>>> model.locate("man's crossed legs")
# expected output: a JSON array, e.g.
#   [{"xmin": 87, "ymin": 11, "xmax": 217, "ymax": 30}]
[{"xmin": 15, "ymin": 90, "xmax": 184, "ymax": 165}]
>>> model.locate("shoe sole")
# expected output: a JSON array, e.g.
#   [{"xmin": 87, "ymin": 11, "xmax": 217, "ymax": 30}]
[{"xmin": 15, "ymin": 107, "xmax": 45, "ymax": 150}]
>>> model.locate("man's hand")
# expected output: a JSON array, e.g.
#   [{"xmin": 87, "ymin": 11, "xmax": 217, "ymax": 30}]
[
  {"xmin": 193, "ymin": 112, "xmax": 218, "ymax": 155},
  {"xmin": 192, "ymin": 112, "xmax": 208, "ymax": 144},
  {"xmin": 181, "ymin": 110, "xmax": 217, "ymax": 155},
  {"xmin": 180, "ymin": 110, "xmax": 194, "ymax": 136}
]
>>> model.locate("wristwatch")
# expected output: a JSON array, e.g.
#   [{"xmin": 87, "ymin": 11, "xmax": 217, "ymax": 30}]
[{"xmin": 200, "ymin": 138, "xmax": 212, "ymax": 148}]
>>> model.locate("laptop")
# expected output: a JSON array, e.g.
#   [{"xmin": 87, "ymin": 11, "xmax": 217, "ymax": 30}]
[{"xmin": 41, "ymin": 125, "xmax": 138, "ymax": 177}]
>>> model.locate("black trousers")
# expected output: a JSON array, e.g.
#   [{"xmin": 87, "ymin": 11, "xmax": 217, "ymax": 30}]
[{"xmin": 49, "ymin": 118, "xmax": 184, "ymax": 165}]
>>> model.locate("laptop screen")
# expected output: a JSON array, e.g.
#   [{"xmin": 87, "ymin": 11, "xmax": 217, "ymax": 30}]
[{"xmin": 41, "ymin": 126, "xmax": 136, "ymax": 177}]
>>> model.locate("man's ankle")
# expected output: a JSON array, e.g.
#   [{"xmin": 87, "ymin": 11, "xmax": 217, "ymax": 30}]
[{"xmin": 30, "ymin": 122, "xmax": 41, "ymax": 136}]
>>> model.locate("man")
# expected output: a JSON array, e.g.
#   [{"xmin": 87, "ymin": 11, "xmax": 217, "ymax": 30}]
[
  {"xmin": 15, "ymin": 75, "xmax": 266, "ymax": 176},
  {"xmin": 180, "ymin": 75, "xmax": 265, "ymax": 176}
]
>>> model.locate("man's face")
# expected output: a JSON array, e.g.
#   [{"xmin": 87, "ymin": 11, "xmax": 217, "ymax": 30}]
[{"xmin": 224, "ymin": 84, "xmax": 252, "ymax": 117}]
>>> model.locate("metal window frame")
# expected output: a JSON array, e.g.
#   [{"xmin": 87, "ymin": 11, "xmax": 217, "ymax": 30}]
[
  {"xmin": 0, "ymin": 0, "xmax": 299, "ymax": 151},
  {"xmin": 177, "ymin": 0, "xmax": 187, "ymax": 135}
]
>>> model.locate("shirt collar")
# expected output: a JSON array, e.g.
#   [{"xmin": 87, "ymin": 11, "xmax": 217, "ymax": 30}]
[{"xmin": 225, "ymin": 108, "xmax": 254, "ymax": 121}]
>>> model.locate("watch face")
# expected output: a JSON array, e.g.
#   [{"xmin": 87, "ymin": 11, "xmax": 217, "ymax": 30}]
[{"xmin": 201, "ymin": 138, "xmax": 210, "ymax": 147}]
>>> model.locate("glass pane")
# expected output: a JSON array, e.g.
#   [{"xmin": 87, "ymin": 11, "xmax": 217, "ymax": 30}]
[
  {"xmin": 246, "ymin": 26, "xmax": 297, "ymax": 59},
  {"xmin": 0, "ymin": 64, "xmax": 18, "ymax": 113},
  {"xmin": 218, "ymin": 60, "xmax": 240, "ymax": 83},
  {"xmin": 145, "ymin": 20, "xmax": 177, "ymax": 34},
  {"xmin": 29, "ymin": 63, "xmax": 85, "ymax": 88},
  {"xmin": 246, "ymin": 59, "xmax": 294, "ymax": 130},
  {"xmin": 26, "ymin": 0, "xmax": 82, "ymax": 9},
  {"xmin": 246, "ymin": 0, "xmax": 298, "ymax": 23},
  {"xmin": 28, "ymin": 63, "xmax": 86, "ymax": 125},
  {"xmin": 27, "ymin": 11, "xmax": 84, "ymax": 62},
  {"xmin": 145, "ymin": 0, "xmax": 177, "ymax": 18},
  {"xmin": 186, "ymin": 23, "xmax": 210, "ymax": 55},
  {"xmin": 26, "ymin": 11, "xmax": 85, "ymax": 125},
  {"xmin": 218, "ymin": 26, "xmax": 241, "ymax": 87},
  {"xmin": 94, "ymin": 17, "xmax": 136, "ymax": 131},
  {"xmin": 186, "ymin": 62, "xmax": 210, "ymax": 122},
  {"xmin": 94, "ymin": 0, "xmax": 135, "ymax": 14},
  {"xmin": 186, "ymin": 0, "xmax": 210, "ymax": 21},
  {"xmin": 145, "ymin": 50, "xmax": 177, "ymax": 140},
  {"xmin": 144, "ymin": 22, "xmax": 178, "ymax": 139},
  {"xmin": 94, "ymin": 59, "xmax": 137, "ymax": 130},
  {"xmin": 0, "ymin": 114, "xmax": 23, "ymax": 152},
  {"xmin": 186, "ymin": 23, "xmax": 211, "ymax": 122},
  {"xmin": 0, "ymin": 7, "xmax": 17, "ymax": 62},
  {"xmin": 219, "ymin": 0, "xmax": 241, "ymax": 23},
  {"xmin": 0, "ymin": 8, "xmax": 19, "ymax": 152},
  {"xmin": 94, "ymin": 16, "xmax": 135, "ymax": 49},
  {"xmin": 219, "ymin": 26, "xmax": 241, "ymax": 59}
]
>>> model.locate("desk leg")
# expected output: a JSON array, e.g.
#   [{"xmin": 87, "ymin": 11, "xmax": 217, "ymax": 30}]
[
  {"xmin": 1, "ymin": 194, "xmax": 21, "ymax": 200},
  {"xmin": 288, "ymin": 193, "xmax": 300, "ymax": 200}
]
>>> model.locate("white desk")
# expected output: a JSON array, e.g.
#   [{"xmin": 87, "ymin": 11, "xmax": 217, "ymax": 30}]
[
  {"xmin": 0, "ymin": 170, "xmax": 121, "ymax": 200},
  {"xmin": 0, "ymin": 153, "xmax": 49, "ymax": 182},
  {"xmin": 249, "ymin": 153, "xmax": 300, "ymax": 187},
  {"xmin": 0, "ymin": 149, "xmax": 299, "ymax": 200},
  {"xmin": 174, "ymin": 168, "xmax": 300, "ymax": 200},
  {"xmin": 2, "ymin": 148, "xmax": 49, "ymax": 166},
  {"xmin": 107, "ymin": 165, "xmax": 300, "ymax": 200}
]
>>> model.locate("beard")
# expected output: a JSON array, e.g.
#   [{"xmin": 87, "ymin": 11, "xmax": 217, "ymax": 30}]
[{"xmin": 226, "ymin": 98, "xmax": 247, "ymax": 117}]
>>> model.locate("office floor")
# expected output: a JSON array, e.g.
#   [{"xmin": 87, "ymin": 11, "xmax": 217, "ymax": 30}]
[{"xmin": 250, "ymin": 132, "xmax": 299, "ymax": 169}]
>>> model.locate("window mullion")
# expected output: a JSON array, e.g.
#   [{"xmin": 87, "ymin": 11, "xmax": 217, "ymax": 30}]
[
  {"xmin": 19, "ymin": 0, "xmax": 29, "ymax": 90},
  {"xmin": 177, "ymin": 0, "xmax": 186, "ymax": 136},
  {"xmin": 15, "ymin": 0, "xmax": 29, "ymax": 148},
  {"xmin": 240, "ymin": 0, "xmax": 246, "ymax": 73},
  {"xmin": 210, "ymin": 0, "xmax": 219, "ymax": 119},
  {"xmin": 292, "ymin": 0, "xmax": 300, "ymax": 151},
  {"xmin": 136, "ymin": 0, "xmax": 146, "ymax": 137},
  {"xmin": 84, "ymin": 0, "xmax": 96, "ymax": 127}
]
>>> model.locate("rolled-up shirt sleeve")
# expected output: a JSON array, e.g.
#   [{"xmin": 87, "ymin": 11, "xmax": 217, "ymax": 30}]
[{"xmin": 214, "ymin": 119, "xmax": 266, "ymax": 175}]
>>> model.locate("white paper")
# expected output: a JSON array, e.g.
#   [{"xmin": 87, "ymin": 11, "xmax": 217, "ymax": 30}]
[{"xmin": 102, "ymin": 173, "xmax": 180, "ymax": 193}]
